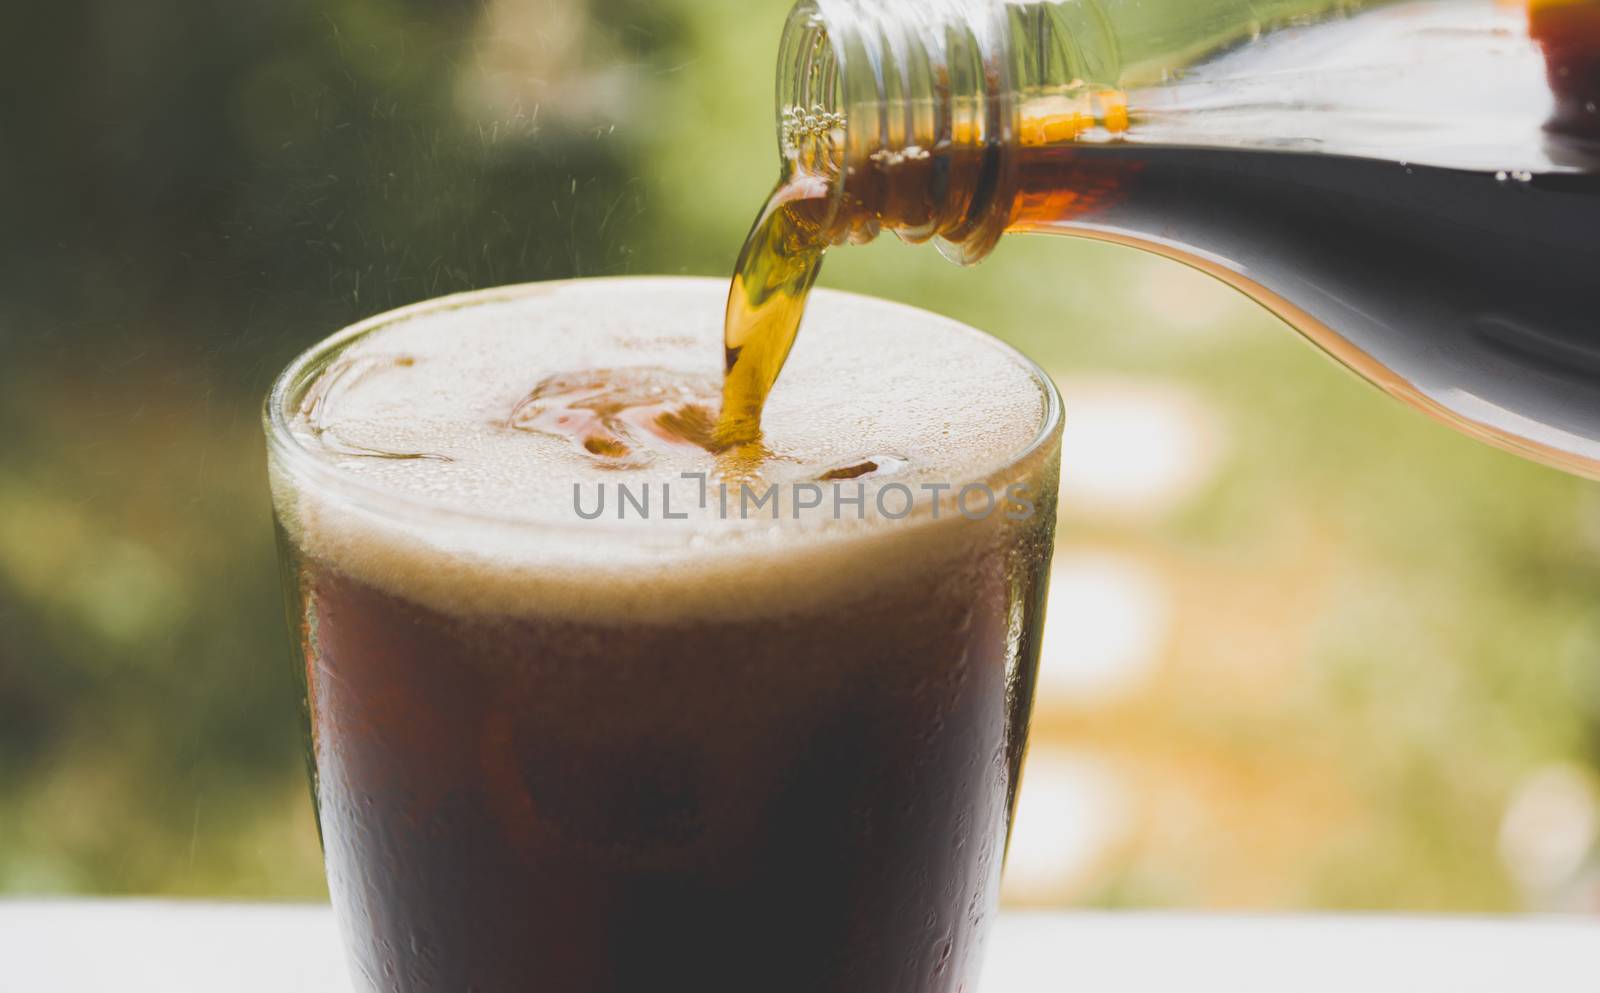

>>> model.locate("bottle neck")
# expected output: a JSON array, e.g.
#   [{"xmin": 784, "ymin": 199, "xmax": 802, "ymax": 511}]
[
  {"xmin": 781, "ymin": 0, "xmax": 1588, "ymax": 235},
  {"xmin": 779, "ymin": 0, "xmax": 1137, "ymax": 263},
  {"xmin": 778, "ymin": 0, "xmax": 1025, "ymax": 264}
]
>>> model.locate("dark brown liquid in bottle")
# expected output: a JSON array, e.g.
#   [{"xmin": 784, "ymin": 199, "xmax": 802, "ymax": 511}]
[{"xmin": 723, "ymin": 4, "xmax": 1600, "ymax": 467}]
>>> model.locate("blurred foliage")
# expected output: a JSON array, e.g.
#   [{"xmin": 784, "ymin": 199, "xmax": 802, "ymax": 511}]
[
  {"xmin": 1, "ymin": 0, "xmax": 1596, "ymax": 910},
  {"xmin": 0, "ymin": 0, "xmax": 678, "ymax": 895}
]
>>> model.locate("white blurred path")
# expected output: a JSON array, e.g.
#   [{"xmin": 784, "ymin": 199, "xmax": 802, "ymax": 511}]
[{"xmin": 2, "ymin": 901, "xmax": 1597, "ymax": 992}]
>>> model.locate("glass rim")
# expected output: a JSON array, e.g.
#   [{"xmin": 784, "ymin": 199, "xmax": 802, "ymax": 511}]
[{"xmin": 263, "ymin": 275, "xmax": 1064, "ymax": 539}]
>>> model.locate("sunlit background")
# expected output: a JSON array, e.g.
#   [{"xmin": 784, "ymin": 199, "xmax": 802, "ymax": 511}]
[{"xmin": 2, "ymin": 0, "xmax": 1598, "ymax": 913}]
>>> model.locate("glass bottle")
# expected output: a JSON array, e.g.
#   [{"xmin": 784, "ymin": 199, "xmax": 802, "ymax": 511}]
[{"xmin": 774, "ymin": 0, "xmax": 1600, "ymax": 475}]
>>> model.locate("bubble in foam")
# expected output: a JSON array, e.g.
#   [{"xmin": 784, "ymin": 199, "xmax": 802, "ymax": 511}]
[
  {"xmin": 508, "ymin": 367, "xmax": 721, "ymax": 467},
  {"xmin": 298, "ymin": 352, "xmax": 453, "ymax": 463},
  {"xmin": 818, "ymin": 454, "xmax": 910, "ymax": 481}
]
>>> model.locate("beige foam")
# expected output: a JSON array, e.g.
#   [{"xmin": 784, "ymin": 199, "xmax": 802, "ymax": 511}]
[{"xmin": 269, "ymin": 277, "xmax": 1060, "ymax": 621}]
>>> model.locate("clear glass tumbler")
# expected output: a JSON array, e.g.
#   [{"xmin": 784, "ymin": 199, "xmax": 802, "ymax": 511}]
[{"xmin": 265, "ymin": 278, "xmax": 1063, "ymax": 993}]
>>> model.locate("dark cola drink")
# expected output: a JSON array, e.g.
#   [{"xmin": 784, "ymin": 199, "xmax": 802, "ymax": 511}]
[{"xmin": 267, "ymin": 278, "xmax": 1062, "ymax": 992}]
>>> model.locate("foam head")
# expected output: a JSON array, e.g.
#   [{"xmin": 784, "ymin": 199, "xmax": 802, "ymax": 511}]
[{"xmin": 268, "ymin": 277, "xmax": 1061, "ymax": 620}]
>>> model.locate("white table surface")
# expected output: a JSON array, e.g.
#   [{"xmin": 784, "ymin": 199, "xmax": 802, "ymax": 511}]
[{"xmin": 1, "ymin": 901, "xmax": 1596, "ymax": 992}]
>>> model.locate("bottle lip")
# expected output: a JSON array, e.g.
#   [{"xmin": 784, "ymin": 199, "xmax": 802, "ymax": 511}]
[
  {"xmin": 777, "ymin": 0, "xmax": 1019, "ymax": 264},
  {"xmin": 776, "ymin": 1, "xmax": 847, "ymax": 232}
]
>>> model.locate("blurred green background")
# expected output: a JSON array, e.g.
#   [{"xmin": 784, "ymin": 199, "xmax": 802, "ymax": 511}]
[{"xmin": 2, "ymin": 0, "xmax": 1598, "ymax": 911}]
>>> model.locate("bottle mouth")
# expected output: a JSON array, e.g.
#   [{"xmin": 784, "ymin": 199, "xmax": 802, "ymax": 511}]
[
  {"xmin": 776, "ymin": 3, "xmax": 848, "ymax": 232},
  {"xmin": 776, "ymin": 4, "xmax": 841, "ymax": 160},
  {"xmin": 776, "ymin": 0, "xmax": 1018, "ymax": 264}
]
